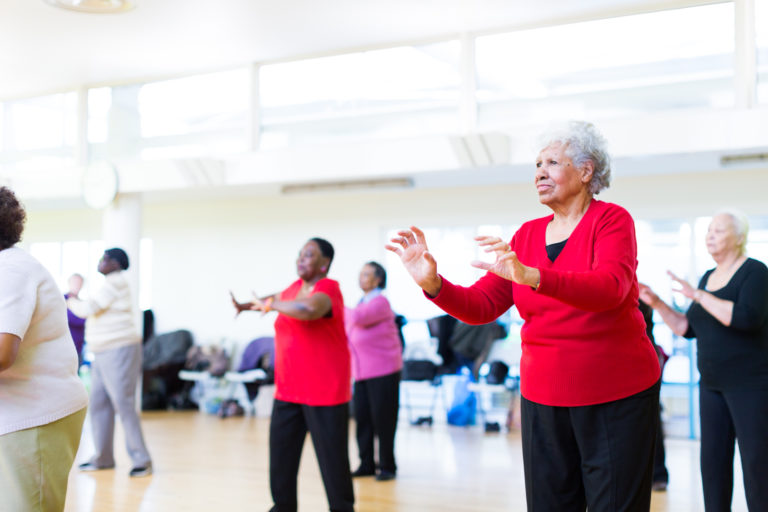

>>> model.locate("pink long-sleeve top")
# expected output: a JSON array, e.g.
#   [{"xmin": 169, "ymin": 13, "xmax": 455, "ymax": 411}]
[
  {"xmin": 430, "ymin": 200, "xmax": 660, "ymax": 406},
  {"xmin": 345, "ymin": 291, "xmax": 403, "ymax": 381}
]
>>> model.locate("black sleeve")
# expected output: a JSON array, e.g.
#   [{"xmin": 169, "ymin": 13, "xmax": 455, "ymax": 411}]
[{"xmin": 730, "ymin": 260, "xmax": 768, "ymax": 332}]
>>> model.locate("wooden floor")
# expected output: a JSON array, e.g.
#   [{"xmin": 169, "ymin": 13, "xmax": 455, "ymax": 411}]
[{"xmin": 63, "ymin": 410, "xmax": 747, "ymax": 512}]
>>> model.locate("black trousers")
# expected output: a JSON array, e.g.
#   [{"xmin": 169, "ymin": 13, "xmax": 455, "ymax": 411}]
[
  {"xmin": 521, "ymin": 380, "xmax": 659, "ymax": 512},
  {"xmin": 699, "ymin": 386, "xmax": 768, "ymax": 512},
  {"xmin": 269, "ymin": 399, "xmax": 354, "ymax": 512},
  {"xmin": 653, "ymin": 403, "xmax": 668, "ymax": 484},
  {"xmin": 353, "ymin": 370, "xmax": 400, "ymax": 474}
]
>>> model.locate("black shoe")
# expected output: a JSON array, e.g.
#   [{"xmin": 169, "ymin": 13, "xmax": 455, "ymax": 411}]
[
  {"xmin": 351, "ymin": 466, "xmax": 376, "ymax": 477},
  {"xmin": 376, "ymin": 470, "xmax": 396, "ymax": 481},
  {"xmin": 79, "ymin": 462, "xmax": 114, "ymax": 472},
  {"xmin": 652, "ymin": 481, "xmax": 667, "ymax": 492},
  {"xmin": 129, "ymin": 464, "xmax": 153, "ymax": 477}
]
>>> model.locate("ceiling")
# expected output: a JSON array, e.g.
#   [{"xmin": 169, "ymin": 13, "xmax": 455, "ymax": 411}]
[
  {"xmin": 9, "ymin": 0, "xmax": 761, "ymax": 210},
  {"xmin": 0, "ymin": 0, "xmax": 688, "ymax": 100}
]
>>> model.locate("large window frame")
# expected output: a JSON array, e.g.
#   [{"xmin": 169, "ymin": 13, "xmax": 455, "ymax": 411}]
[{"xmin": 1, "ymin": 1, "xmax": 763, "ymax": 169}]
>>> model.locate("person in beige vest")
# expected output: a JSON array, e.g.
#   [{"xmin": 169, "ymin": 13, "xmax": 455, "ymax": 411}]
[{"xmin": 68, "ymin": 247, "xmax": 153, "ymax": 477}]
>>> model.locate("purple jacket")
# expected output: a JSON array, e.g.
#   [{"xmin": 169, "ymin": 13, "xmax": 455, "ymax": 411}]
[
  {"xmin": 65, "ymin": 293, "xmax": 85, "ymax": 355},
  {"xmin": 345, "ymin": 293, "xmax": 403, "ymax": 381}
]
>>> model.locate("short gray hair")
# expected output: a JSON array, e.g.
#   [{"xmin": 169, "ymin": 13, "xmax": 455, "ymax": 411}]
[
  {"xmin": 715, "ymin": 208, "xmax": 749, "ymax": 256},
  {"xmin": 538, "ymin": 120, "xmax": 611, "ymax": 195}
]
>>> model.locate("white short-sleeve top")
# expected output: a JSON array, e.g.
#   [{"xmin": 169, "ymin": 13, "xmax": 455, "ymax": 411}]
[{"xmin": 0, "ymin": 247, "xmax": 88, "ymax": 436}]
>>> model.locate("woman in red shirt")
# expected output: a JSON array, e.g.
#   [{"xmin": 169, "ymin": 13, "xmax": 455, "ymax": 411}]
[
  {"xmin": 387, "ymin": 121, "xmax": 660, "ymax": 512},
  {"xmin": 233, "ymin": 237, "xmax": 353, "ymax": 512}
]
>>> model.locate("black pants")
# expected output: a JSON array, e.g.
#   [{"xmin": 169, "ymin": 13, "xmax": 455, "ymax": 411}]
[
  {"xmin": 521, "ymin": 380, "xmax": 659, "ymax": 512},
  {"xmin": 699, "ymin": 386, "xmax": 768, "ymax": 512},
  {"xmin": 653, "ymin": 403, "xmax": 668, "ymax": 484},
  {"xmin": 269, "ymin": 399, "xmax": 354, "ymax": 512},
  {"xmin": 353, "ymin": 370, "xmax": 400, "ymax": 474}
]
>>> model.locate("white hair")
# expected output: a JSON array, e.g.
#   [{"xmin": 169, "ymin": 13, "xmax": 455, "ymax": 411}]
[
  {"xmin": 714, "ymin": 208, "xmax": 749, "ymax": 255},
  {"xmin": 538, "ymin": 120, "xmax": 611, "ymax": 195}
]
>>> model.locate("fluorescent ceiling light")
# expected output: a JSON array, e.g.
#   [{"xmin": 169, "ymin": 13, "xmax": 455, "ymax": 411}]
[{"xmin": 43, "ymin": 0, "xmax": 136, "ymax": 14}]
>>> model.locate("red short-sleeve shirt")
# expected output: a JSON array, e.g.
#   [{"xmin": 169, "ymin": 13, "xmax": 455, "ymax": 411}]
[{"xmin": 273, "ymin": 278, "xmax": 351, "ymax": 406}]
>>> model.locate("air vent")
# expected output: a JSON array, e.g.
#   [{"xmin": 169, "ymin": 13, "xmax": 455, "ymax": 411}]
[
  {"xmin": 281, "ymin": 177, "xmax": 413, "ymax": 195},
  {"xmin": 720, "ymin": 153, "xmax": 768, "ymax": 166}
]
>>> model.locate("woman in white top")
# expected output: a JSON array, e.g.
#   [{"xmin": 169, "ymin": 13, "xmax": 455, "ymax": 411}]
[
  {"xmin": 0, "ymin": 186, "xmax": 89, "ymax": 512},
  {"xmin": 68, "ymin": 247, "xmax": 153, "ymax": 477}
]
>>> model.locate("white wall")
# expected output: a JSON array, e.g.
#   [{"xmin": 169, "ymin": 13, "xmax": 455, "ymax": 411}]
[
  {"xmin": 138, "ymin": 182, "xmax": 545, "ymax": 344},
  {"xmin": 21, "ymin": 163, "xmax": 768, "ymax": 346}
]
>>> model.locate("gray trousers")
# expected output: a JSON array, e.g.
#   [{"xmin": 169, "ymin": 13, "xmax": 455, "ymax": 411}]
[{"xmin": 89, "ymin": 343, "xmax": 151, "ymax": 468}]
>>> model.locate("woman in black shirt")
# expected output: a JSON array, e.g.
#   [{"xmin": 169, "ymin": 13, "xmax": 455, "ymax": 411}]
[{"xmin": 640, "ymin": 210, "xmax": 768, "ymax": 512}]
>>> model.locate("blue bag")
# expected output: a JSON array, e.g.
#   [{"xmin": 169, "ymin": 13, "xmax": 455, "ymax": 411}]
[{"xmin": 446, "ymin": 370, "xmax": 476, "ymax": 426}]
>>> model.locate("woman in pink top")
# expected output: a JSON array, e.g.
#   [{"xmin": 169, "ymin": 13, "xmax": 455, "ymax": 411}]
[{"xmin": 346, "ymin": 262, "xmax": 403, "ymax": 481}]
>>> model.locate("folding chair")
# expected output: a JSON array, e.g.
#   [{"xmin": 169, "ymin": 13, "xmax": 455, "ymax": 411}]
[
  {"xmin": 468, "ymin": 360, "xmax": 517, "ymax": 432},
  {"xmin": 401, "ymin": 359, "xmax": 442, "ymax": 426}
]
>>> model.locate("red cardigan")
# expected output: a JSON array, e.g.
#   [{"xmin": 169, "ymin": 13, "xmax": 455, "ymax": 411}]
[
  {"xmin": 431, "ymin": 200, "xmax": 660, "ymax": 406},
  {"xmin": 273, "ymin": 278, "xmax": 352, "ymax": 406}
]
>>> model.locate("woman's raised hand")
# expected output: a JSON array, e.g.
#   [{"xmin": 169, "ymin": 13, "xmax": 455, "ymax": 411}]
[
  {"xmin": 667, "ymin": 271, "xmax": 696, "ymax": 301},
  {"xmin": 385, "ymin": 226, "xmax": 442, "ymax": 296},
  {"xmin": 471, "ymin": 236, "xmax": 540, "ymax": 288},
  {"xmin": 230, "ymin": 290, "xmax": 252, "ymax": 317},
  {"xmin": 638, "ymin": 283, "xmax": 660, "ymax": 308}
]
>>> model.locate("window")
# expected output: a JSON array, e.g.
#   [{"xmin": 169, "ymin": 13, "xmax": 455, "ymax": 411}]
[
  {"xmin": 476, "ymin": 3, "xmax": 735, "ymax": 130},
  {"xmin": 757, "ymin": 0, "xmax": 768, "ymax": 103},
  {"xmin": 7, "ymin": 93, "xmax": 77, "ymax": 151},
  {"xmin": 384, "ymin": 224, "xmax": 518, "ymax": 323},
  {"xmin": 138, "ymin": 70, "xmax": 249, "ymax": 140},
  {"xmin": 0, "ymin": 102, "xmax": 5, "ymax": 150},
  {"xmin": 259, "ymin": 42, "xmax": 461, "ymax": 148},
  {"xmin": 29, "ymin": 239, "xmax": 153, "ymax": 310},
  {"xmin": 0, "ymin": 93, "xmax": 77, "ymax": 174},
  {"xmin": 139, "ymin": 238, "xmax": 153, "ymax": 311},
  {"xmin": 92, "ymin": 69, "xmax": 250, "ymax": 161},
  {"xmin": 88, "ymin": 87, "xmax": 112, "ymax": 145}
]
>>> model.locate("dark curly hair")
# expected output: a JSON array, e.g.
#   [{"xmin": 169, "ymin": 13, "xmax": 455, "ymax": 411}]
[{"xmin": 0, "ymin": 187, "xmax": 26, "ymax": 250}]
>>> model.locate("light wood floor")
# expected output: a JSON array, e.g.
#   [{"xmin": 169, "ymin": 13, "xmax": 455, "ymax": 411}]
[{"xmin": 63, "ymin": 411, "xmax": 747, "ymax": 512}]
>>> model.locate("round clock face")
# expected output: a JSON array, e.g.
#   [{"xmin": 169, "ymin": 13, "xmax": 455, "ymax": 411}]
[{"xmin": 82, "ymin": 161, "xmax": 119, "ymax": 209}]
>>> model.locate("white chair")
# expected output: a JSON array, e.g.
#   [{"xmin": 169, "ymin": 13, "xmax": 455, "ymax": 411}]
[{"xmin": 224, "ymin": 369, "xmax": 269, "ymax": 415}]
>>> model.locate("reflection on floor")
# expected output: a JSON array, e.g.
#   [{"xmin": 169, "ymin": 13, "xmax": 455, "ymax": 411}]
[{"xmin": 64, "ymin": 410, "xmax": 747, "ymax": 512}]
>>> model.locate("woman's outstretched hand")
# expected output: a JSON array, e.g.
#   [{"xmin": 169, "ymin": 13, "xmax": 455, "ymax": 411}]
[
  {"xmin": 231, "ymin": 291, "xmax": 273, "ymax": 316},
  {"xmin": 638, "ymin": 283, "xmax": 661, "ymax": 308},
  {"xmin": 248, "ymin": 293, "xmax": 272, "ymax": 315},
  {"xmin": 667, "ymin": 270, "xmax": 697, "ymax": 301},
  {"xmin": 230, "ymin": 290, "xmax": 252, "ymax": 317},
  {"xmin": 385, "ymin": 226, "xmax": 442, "ymax": 297},
  {"xmin": 471, "ymin": 236, "xmax": 540, "ymax": 288}
]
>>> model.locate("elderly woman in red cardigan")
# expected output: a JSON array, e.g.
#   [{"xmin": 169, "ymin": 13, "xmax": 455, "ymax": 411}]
[{"xmin": 387, "ymin": 121, "xmax": 660, "ymax": 512}]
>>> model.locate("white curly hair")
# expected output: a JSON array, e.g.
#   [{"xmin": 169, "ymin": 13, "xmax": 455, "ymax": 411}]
[{"xmin": 538, "ymin": 120, "xmax": 612, "ymax": 195}]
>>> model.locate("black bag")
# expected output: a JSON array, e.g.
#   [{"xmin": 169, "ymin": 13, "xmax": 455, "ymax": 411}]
[
  {"xmin": 486, "ymin": 360, "xmax": 509, "ymax": 385},
  {"xmin": 402, "ymin": 360, "xmax": 437, "ymax": 382}
]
